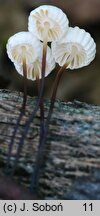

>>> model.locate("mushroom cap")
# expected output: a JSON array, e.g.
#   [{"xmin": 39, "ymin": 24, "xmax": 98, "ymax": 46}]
[
  {"xmin": 14, "ymin": 43, "xmax": 55, "ymax": 80},
  {"xmin": 52, "ymin": 26, "xmax": 96, "ymax": 69},
  {"xmin": 28, "ymin": 5, "xmax": 69, "ymax": 42},
  {"xmin": 6, "ymin": 31, "xmax": 41, "ymax": 65}
]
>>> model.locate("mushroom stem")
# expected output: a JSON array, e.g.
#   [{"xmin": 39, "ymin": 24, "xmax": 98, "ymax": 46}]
[
  {"xmin": 6, "ymin": 57, "xmax": 27, "ymax": 175},
  {"xmin": 10, "ymin": 41, "xmax": 48, "ymax": 176},
  {"xmin": 36, "ymin": 76, "xmax": 44, "ymax": 123},
  {"xmin": 36, "ymin": 75, "xmax": 45, "ymax": 142},
  {"xmin": 39, "ymin": 37, "xmax": 48, "ymax": 98},
  {"xmin": 37, "ymin": 37, "xmax": 48, "ymax": 146},
  {"xmin": 22, "ymin": 57, "xmax": 27, "ymax": 111},
  {"xmin": 30, "ymin": 63, "xmax": 67, "ymax": 194}
]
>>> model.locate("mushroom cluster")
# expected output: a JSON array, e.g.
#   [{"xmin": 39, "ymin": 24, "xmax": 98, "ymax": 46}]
[
  {"xmin": 6, "ymin": 5, "xmax": 96, "ymax": 80},
  {"xmin": 6, "ymin": 5, "xmax": 96, "ymax": 186}
]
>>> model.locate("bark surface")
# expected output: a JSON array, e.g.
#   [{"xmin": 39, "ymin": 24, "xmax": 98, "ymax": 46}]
[{"xmin": 0, "ymin": 89, "xmax": 100, "ymax": 199}]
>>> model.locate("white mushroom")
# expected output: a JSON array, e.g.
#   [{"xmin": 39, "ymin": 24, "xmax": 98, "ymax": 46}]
[
  {"xmin": 52, "ymin": 26, "xmax": 96, "ymax": 69},
  {"xmin": 6, "ymin": 31, "xmax": 41, "ymax": 66},
  {"xmin": 28, "ymin": 5, "xmax": 69, "ymax": 42},
  {"xmin": 28, "ymin": 5, "xmax": 69, "ymax": 95},
  {"xmin": 14, "ymin": 44, "xmax": 55, "ymax": 80}
]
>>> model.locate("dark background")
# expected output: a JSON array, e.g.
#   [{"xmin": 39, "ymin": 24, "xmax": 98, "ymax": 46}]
[{"xmin": 0, "ymin": 0, "xmax": 100, "ymax": 104}]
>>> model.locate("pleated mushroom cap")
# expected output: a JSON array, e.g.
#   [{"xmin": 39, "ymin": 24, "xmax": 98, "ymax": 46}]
[
  {"xmin": 52, "ymin": 27, "xmax": 96, "ymax": 69},
  {"xmin": 14, "ymin": 44, "xmax": 55, "ymax": 80},
  {"xmin": 6, "ymin": 32, "xmax": 41, "ymax": 65},
  {"xmin": 28, "ymin": 5, "xmax": 69, "ymax": 42}
]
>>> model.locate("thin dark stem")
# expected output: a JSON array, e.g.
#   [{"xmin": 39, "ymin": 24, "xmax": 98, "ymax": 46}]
[
  {"xmin": 6, "ymin": 58, "xmax": 27, "ymax": 174},
  {"xmin": 22, "ymin": 58, "xmax": 27, "ymax": 110},
  {"xmin": 10, "ymin": 40, "xmax": 48, "ymax": 177},
  {"xmin": 30, "ymin": 64, "xmax": 67, "ymax": 193},
  {"xmin": 30, "ymin": 77, "xmax": 45, "ymax": 193},
  {"xmin": 36, "ymin": 76, "xmax": 45, "ymax": 154},
  {"xmin": 38, "ymin": 89, "xmax": 45, "ymax": 148},
  {"xmin": 36, "ymin": 76, "xmax": 44, "ymax": 122}
]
